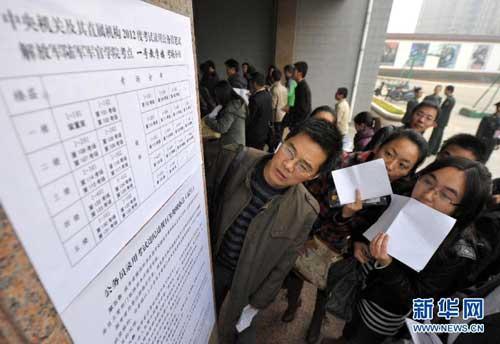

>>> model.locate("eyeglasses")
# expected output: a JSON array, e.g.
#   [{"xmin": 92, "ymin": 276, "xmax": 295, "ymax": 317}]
[
  {"xmin": 280, "ymin": 143, "xmax": 315, "ymax": 176},
  {"xmin": 418, "ymin": 175, "xmax": 461, "ymax": 206},
  {"xmin": 414, "ymin": 110, "xmax": 436, "ymax": 122}
]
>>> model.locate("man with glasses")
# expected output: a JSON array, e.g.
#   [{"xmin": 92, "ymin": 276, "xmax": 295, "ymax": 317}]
[
  {"xmin": 364, "ymin": 101, "xmax": 440, "ymax": 151},
  {"xmin": 204, "ymin": 119, "xmax": 342, "ymax": 343}
]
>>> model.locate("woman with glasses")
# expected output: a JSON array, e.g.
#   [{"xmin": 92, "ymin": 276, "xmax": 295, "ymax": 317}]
[
  {"xmin": 282, "ymin": 130, "xmax": 429, "ymax": 343},
  {"xmin": 324, "ymin": 157, "xmax": 492, "ymax": 344}
]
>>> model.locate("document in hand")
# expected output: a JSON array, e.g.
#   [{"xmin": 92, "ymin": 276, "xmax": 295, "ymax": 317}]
[
  {"xmin": 331, "ymin": 159, "xmax": 392, "ymax": 205},
  {"xmin": 364, "ymin": 194, "xmax": 456, "ymax": 272}
]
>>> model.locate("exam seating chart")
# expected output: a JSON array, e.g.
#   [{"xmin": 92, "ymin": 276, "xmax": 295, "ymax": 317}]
[{"xmin": 0, "ymin": 1, "xmax": 215, "ymax": 343}]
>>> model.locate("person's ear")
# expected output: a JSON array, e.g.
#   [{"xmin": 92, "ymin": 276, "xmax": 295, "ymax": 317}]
[{"xmin": 433, "ymin": 121, "xmax": 438, "ymax": 128}]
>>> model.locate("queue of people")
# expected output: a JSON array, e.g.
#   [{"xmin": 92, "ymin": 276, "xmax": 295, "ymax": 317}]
[{"xmin": 199, "ymin": 58, "xmax": 499, "ymax": 344}]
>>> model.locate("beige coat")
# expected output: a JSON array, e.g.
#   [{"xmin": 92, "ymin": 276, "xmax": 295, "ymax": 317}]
[
  {"xmin": 336, "ymin": 98, "xmax": 351, "ymax": 135},
  {"xmin": 204, "ymin": 144, "xmax": 319, "ymax": 341},
  {"xmin": 270, "ymin": 81, "xmax": 288, "ymax": 122}
]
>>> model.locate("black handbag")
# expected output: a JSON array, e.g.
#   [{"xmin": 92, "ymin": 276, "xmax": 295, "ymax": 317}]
[{"xmin": 325, "ymin": 257, "xmax": 364, "ymax": 322}]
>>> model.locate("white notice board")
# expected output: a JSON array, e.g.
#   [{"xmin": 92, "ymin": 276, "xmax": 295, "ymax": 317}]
[{"xmin": 0, "ymin": 1, "xmax": 215, "ymax": 343}]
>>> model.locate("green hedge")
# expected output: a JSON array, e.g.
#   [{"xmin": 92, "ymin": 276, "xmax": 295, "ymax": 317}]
[{"xmin": 372, "ymin": 97, "xmax": 404, "ymax": 115}]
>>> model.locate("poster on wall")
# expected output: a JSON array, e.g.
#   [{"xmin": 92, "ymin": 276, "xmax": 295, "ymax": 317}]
[
  {"xmin": 407, "ymin": 43, "xmax": 429, "ymax": 67},
  {"xmin": 438, "ymin": 44, "xmax": 461, "ymax": 68},
  {"xmin": 0, "ymin": 0, "xmax": 215, "ymax": 343},
  {"xmin": 381, "ymin": 42, "xmax": 399, "ymax": 65},
  {"xmin": 469, "ymin": 45, "xmax": 491, "ymax": 70}
]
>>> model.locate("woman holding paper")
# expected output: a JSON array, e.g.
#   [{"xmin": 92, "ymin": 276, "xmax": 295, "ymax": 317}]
[
  {"xmin": 328, "ymin": 157, "xmax": 492, "ymax": 344},
  {"xmin": 282, "ymin": 130, "xmax": 428, "ymax": 342},
  {"xmin": 203, "ymin": 80, "xmax": 248, "ymax": 145}
]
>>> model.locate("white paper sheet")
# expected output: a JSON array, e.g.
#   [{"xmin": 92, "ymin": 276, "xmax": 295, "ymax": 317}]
[
  {"xmin": 364, "ymin": 195, "xmax": 456, "ymax": 272},
  {"xmin": 235, "ymin": 305, "xmax": 260, "ymax": 333},
  {"xmin": 331, "ymin": 159, "xmax": 392, "ymax": 205},
  {"xmin": 62, "ymin": 168, "xmax": 215, "ymax": 344},
  {"xmin": 0, "ymin": 0, "xmax": 205, "ymax": 316}
]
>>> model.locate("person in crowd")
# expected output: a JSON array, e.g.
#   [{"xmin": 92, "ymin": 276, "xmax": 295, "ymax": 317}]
[
  {"xmin": 225, "ymin": 58, "xmax": 248, "ymax": 90},
  {"xmin": 311, "ymin": 105, "xmax": 337, "ymax": 126},
  {"xmin": 437, "ymin": 133, "xmax": 489, "ymax": 163},
  {"xmin": 282, "ymin": 61, "xmax": 312, "ymax": 131},
  {"xmin": 335, "ymin": 87, "xmax": 351, "ymax": 137},
  {"xmin": 364, "ymin": 101, "xmax": 440, "ymax": 151},
  {"xmin": 199, "ymin": 85, "xmax": 216, "ymax": 117},
  {"xmin": 353, "ymin": 112, "xmax": 381, "ymax": 151},
  {"xmin": 283, "ymin": 130, "xmax": 429, "ymax": 343},
  {"xmin": 401, "ymin": 87, "xmax": 423, "ymax": 126},
  {"xmin": 246, "ymin": 72, "xmax": 273, "ymax": 150},
  {"xmin": 242, "ymin": 62, "xmax": 256, "ymax": 91},
  {"xmin": 476, "ymin": 100, "xmax": 500, "ymax": 161},
  {"xmin": 204, "ymin": 80, "xmax": 248, "ymax": 146},
  {"xmin": 242, "ymin": 62, "xmax": 250, "ymax": 78},
  {"xmin": 429, "ymin": 85, "xmax": 456, "ymax": 155},
  {"xmin": 471, "ymin": 178, "xmax": 500, "ymax": 283},
  {"xmin": 200, "ymin": 59, "xmax": 219, "ymax": 98},
  {"xmin": 269, "ymin": 69, "xmax": 288, "ymax": 124},
  {"xmin": 423, "ymin": 84, "xmax": 443, "ymax": 106},
  {"xmin": 284, "ymin": 64, "xmax": 298, "ymax": 108},
  {"xmin": 323, "ymin": 157, "xmax": 491, "ymax": 344},
  {"xmin": 204, "ymin": 119, "xmax": 343, "ymax": 344},
  {"xmin": 266, "ymin": 65, "xmax": 277, "ymax": 87},
  {"xmin": 268, "ymin": 69, "xmax": 289, "ymax": 151}
]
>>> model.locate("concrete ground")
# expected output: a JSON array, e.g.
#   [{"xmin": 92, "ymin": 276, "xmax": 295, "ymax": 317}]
[{"xmin": 253, "ymin": 284, "xmax": 344, "ymax": 343}]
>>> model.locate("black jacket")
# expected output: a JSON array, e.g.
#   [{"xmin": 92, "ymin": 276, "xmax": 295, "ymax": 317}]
[
  {"xmin": 283, "ymin": 79, "xmax": 311, "ymax": 129},
  {"xmin": 200, "ymin": 72, "xmax": 219, "ymax": 98},
  {"xmin": 437, "ymin": 95, "xmax": 456, "ymax": 128},
  {"xmin": 423, "ymin": 94, "xmax": 442, "ymax": 106},
  {"xmin": 401, "ymin": 98, "xmax": 419, "ymax": 125},
  {"xmin": 246, "ymin": 89, "xmax": 273, "ymax": 147},
  {"xmin": 228, "ymin": 73, "xmax": 248, "ymax": 89},
  {"xmin": 476, "ymin": 114, "xmax": 500, "ymax": 148},
  {"xmin": 362, "ymin": 124, "xmax": 407, "ymax": 151}
]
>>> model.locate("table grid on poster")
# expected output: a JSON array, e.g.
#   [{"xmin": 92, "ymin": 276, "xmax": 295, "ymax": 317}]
[{"xmin": 0, "ymin": 75, "xmax": 195, "ymax": 267}]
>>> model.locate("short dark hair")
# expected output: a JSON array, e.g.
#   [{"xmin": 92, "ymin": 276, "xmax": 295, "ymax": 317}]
[
  {"xmin": 411, "ymin": 101, "xmax": 441, "ymax": 121},
  {"xmin": 311, "ymin": 105, "xmax": 336, "ymax": 124},
  {"xmin": 224, "ymin": 58, "xmax": 239, "ymax": 71},
  {"xmin": 284, "ymin": 64, "xmax": 295, "ymax": 74},
  {"xmin": 380, "ymin": 129, "xmax": 429, "ymax": 172},
  {"xmin": 417, "ymin": 157, "xmax": 492, "ymax": 229},
  {"xmin": 205, "ymin": 60, "xmax": 216, "ymax": 70},
  {"xmin": 242, "ymin": 62, "xmax": 250, "ymax": 68},
  {"xmin": 271, "ymin": 69, "xmax": 282, "ymax": 82},
  {"xmin": 445, "ymin": 85, "xmax": 455, "ymax": 93},
  {"xmin": 214, "ymin": 80, "xmax": 245, "ymax": 107},
  {"xmin": 336, "ymin": 87, "xmax": 348, "ymax": 98},
  {"xmin": 286, "ymin": 118, "xmax": 343, "ymax": 174},
  {"xmin": 294, "ymin": 61, "xmax": 308, "ymax": 77},
  {"xmin": 439, "ymin": 133, "xmax": 489, "ymax": 163},
  {"xmin": 250, "ymin": 72, "xmax": 265, "ymax": 87},
  {"xmin": 414, "ymin": 87, "xmax": 422, "ymax": 93}
]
